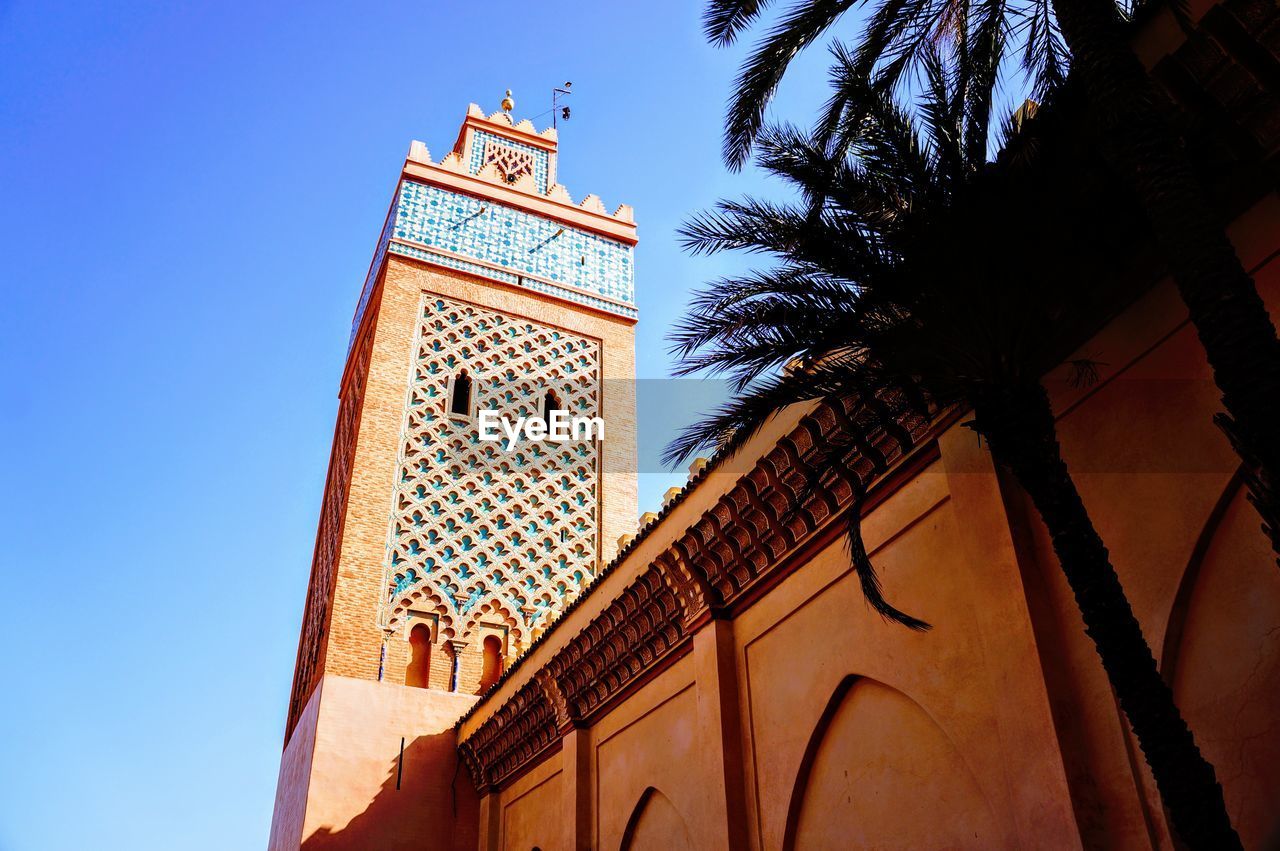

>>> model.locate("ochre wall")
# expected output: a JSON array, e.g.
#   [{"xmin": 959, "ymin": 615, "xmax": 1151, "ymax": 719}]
[
  {"xmin": 593, "ymin": 659, "xmax": 702, "ymax": 849},
  {"xmin": 459, "ymin": 196, "xmax": 1280, "ymax": 850},
  {"xmin": 1000, "ymin": 196, "xmax": 1280, "ymax": 850},
  {"xmin": 733, "ymin": 460, "xmax": 1074, "ymax": 850},
  {"xmin": 269, "ymin": 675, "xmax": 323, "ymax": 850},
  {"xmin": 1168, "ymin": 483, "xmax": 1280, "ymax": 845},
  {"xmin": 786, "ymin": 678, "xmax": 997, "ymax": 849},
  {"xmin": 268, "ymin": 676, "xmax": 479, "ymax": 851},
  {"xmin": 494, "ymin": 746, "xmax": 567, "ymax": 850}
]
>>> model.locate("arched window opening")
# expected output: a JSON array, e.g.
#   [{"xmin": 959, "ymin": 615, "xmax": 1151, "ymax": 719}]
[
  {"xmin": 542, "ymin": 389, "xmax": 562, "ymax": 420},
  {"xmin": 451, "ymin": 371, "xmax": 472, "ymax": 416},
  {"xmin": 477, "ymin": 634, "xmax": 504, "ymax": 694},
  {"xmin": 405, "ymin": 623, "xmax": 432, "ymax": 689}
]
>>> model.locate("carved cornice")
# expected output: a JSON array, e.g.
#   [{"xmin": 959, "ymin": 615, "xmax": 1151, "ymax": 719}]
[
  {"xmin": 544, "ymin": 562, "xmax": 686, "ymax": 723},
  {"xmin": 457, "ymin": 394, "xmax": 935, "ymax": 790},
  {"xmin": 458, "ymin": 674, "xmax": 561, "ymax": 792}
]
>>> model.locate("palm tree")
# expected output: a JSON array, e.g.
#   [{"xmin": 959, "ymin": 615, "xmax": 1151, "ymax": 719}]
[
  {"xmin": 703, "ymin": 0, "xmax": 1280, "ymax": 567},
  {"xmin": 667, "ymin": 47, "xmax": 1241, "ymax": 848}
]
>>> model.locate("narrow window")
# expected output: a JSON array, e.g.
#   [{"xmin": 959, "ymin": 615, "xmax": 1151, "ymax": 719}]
[
  {"xmin": 405, "ymin": 623, "xmax": 432, "ymax": 689},
  {"xmin": 450, "ymin": 371, "xmax": 472, "ymax": 416},
  {"xmin": 477, "ymin": 634, "xmax": 504, "ymax": 693},
  {"xmin": 543, "ymin": 389, "xmax": 561, "ymax": 420}
]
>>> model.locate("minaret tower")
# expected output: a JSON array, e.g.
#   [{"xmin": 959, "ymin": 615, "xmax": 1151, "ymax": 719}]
[{"xmin": 269, "ymin": 94, "xmax": 638, "ymax": 850}]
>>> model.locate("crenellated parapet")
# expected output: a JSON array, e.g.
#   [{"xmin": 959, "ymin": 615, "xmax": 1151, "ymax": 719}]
[
  {"xmin": 406, "ymin": 102, "xmax": 636, "ymax": 227},
  {"xmin": 456, "ymin": 393, "xmax": 940, "ymax": 791}
]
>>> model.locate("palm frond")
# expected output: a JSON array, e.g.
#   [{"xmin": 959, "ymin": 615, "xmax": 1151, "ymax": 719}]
[
  {"xmin": 793, "ymin": 393, "xmax": 935, "ymax": 631},
  {"xmin": 846, "ymin": 493, "xmax": 932, "ymax": 629},
  {"xmin": 662, "ymin": 368, "xmax": 833, "ymax": 466},
  {"xmin": 674, "ymin": 32, "xmax": 1139, "ymax": 632},
  {"xmin": 679, "ymin": 196, "xmax": 890, "ymax": 281},
  {"xmin": 704, "ymin": 0, "xmax": 778, "ymax": 46},
  {"xmin": 1012, "ymin": 0, "xmax": 1069, "ymax": 97},
  {"xmin": 723, "ymin": 0, "xmax": 858, "ymax": 170},
  {"xmin": 854, "ymin": 0, "xmax": 951, "ymax": 94},
  {"xmin": 961, "ymin": 0, "xmax": 1007, "ymax": 165}
]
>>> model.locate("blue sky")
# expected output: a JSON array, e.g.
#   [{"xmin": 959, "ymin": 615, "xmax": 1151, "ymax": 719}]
[{"xmin": 0, "ymin": 2, "xmax": 866, "ymax": 848}]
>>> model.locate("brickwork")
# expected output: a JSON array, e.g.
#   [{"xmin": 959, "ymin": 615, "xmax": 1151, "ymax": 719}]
[{"xmin": 284, "ymin": 313, "xmax": 377, "ymax": 737}]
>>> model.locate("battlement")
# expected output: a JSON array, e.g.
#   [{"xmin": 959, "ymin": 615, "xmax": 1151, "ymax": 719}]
[
  {"xmin": 403, "ymin": 100, "xmax": 635, "ymax": 233},
  {"xmin": 349, "ymin": 97, "xmax": 639, "ymax": 349}
]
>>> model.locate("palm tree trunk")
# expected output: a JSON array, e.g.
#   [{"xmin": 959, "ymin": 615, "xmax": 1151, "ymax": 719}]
[
  {"xmin": 973, "ymin": 382, "xmax": 1241, "ymax": 850},
  {"xmin": 1050, "ymin": 0, "xmax": 1280, "ymax": 566}
]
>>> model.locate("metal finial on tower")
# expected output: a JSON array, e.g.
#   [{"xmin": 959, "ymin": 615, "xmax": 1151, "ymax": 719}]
[
  {"xmin": 552, "ymin": 81, "xmax": 572, "ymax": 129},
  {"xmin": 500, "ymin": 89, "xmax": 515, "ymax": 113}
]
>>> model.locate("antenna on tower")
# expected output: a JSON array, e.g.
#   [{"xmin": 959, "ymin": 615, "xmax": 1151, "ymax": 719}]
[{"xmin": 552, "ymin": 82, "xmax": 572, "ymax": 129}]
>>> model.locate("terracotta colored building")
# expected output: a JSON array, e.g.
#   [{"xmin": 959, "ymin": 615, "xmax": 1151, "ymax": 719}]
[
  {"xmin": 269, "ymin": 95, "xmax": 638, "ymax": 850},
  {"xmin": 269, "ymin": 1, "xmax": 1280, "ymax": 846}
]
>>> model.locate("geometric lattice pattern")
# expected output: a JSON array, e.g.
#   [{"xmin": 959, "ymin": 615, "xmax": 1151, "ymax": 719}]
[
  {"xmin": 382, "ymin": 293, "xmax": 601, "ymax": 646},
  {"xmin": 482, "ymin": 139, "xmax": 536, "ymax": 188},
  {"xmin": 469, "ymin": 129, "xmax": 549, "ymax": 193}
]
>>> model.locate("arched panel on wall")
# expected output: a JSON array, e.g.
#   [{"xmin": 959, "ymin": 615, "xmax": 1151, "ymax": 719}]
[
  {"xmin": 783, "ymin": 676, "xmax": 998, "ymax": 850},
  {"xmin": 1162, "ymin": 475, "xmax": 1280, "ymax": 848},
  {"xmin": 1160, "ymin": 471, "xmax": 1244, "ymax": 683},
  {"xmin": 620, "ymin": 786, "xmax": 693, "ymax": 851}
]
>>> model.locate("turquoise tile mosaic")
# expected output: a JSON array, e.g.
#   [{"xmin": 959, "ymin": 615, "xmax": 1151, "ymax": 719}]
[
  {"xmin": 393, "ymin": 180, "xmax": 633, "ymax": 305},
  {"xmin": 387, "ymin": 243, "xmax": 638, "ymax": 320},
  {"xmin": 349, "ymin": 176, "xmax": 636, "ymax": 351}
]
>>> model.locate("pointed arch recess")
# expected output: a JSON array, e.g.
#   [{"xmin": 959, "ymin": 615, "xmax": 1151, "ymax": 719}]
[
  {"xmin": 782, "ymin": 675, "xmax": 997, "ymax": 850},
  {"xmin": 620, "ymin": 786, "xmax": 693, "ymax": 851}
]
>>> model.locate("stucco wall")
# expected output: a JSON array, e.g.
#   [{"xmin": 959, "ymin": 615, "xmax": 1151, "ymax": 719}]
[
  {"xmin": 496, "ymin": 749, "xmax": 566, "ymax": 850},
  {"xmin": 1001, "ymin": 197, "xmax": 1280, "ymax": 849},
  {"xmin": 733, "ymin": 461, "xmax": 1076, "ymax": 850},
  {"xmin": 269, "ymin": 676, "xmax": 479, "ymax": 851},
  {"xmin": 269, "ymin": 678, "xmax": 323, "ymax": 850}
]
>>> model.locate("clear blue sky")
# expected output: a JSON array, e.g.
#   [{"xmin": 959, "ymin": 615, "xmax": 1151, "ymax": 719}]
[{"xmin": 0, "ymin": 2, "xmax": 866, "ymax": 849}]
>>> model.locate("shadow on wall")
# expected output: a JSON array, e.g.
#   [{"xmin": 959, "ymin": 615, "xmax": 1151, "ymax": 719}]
[{"xmin": 300, "ymin": 732, "xmax": 478, "ymax": 851}]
